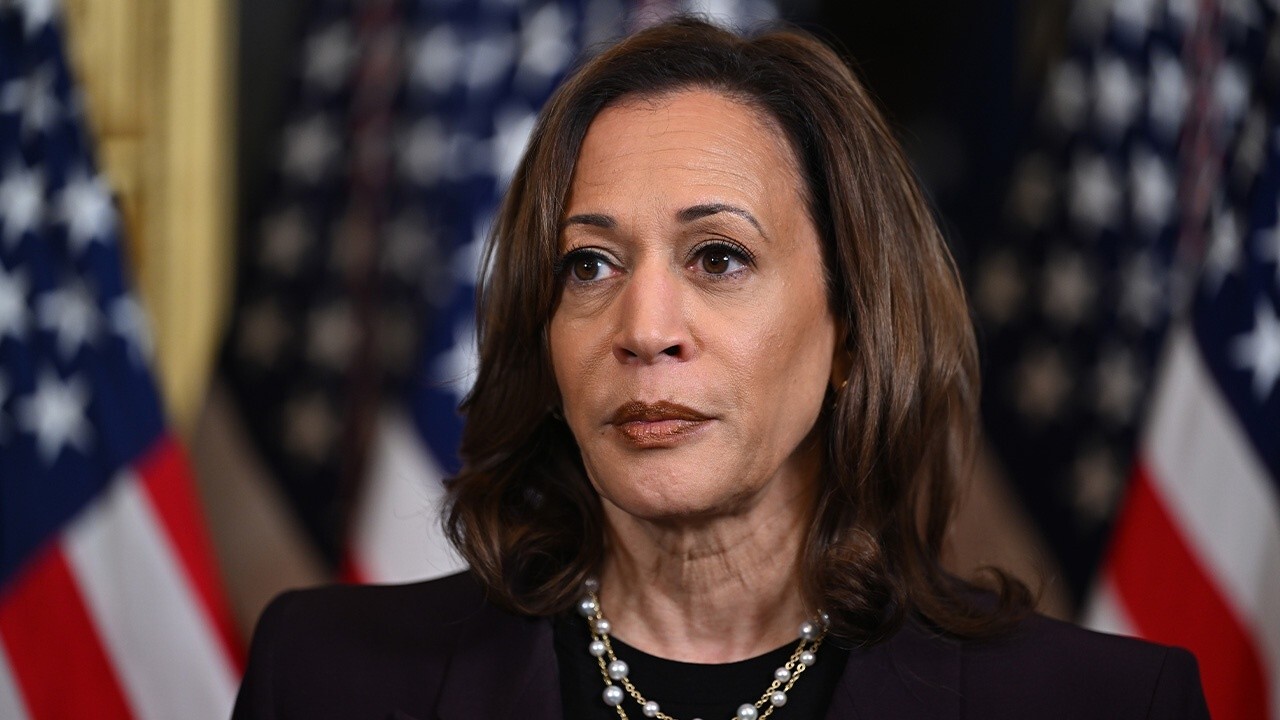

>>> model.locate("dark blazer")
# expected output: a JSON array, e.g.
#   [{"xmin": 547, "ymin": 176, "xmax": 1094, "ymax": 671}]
[{"xmin": 231, "ymin": 571, "xmax": 1210, "ymax": 719}]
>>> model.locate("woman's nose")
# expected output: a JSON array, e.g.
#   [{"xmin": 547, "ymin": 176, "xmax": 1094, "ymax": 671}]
[{"xmin": 612, "ymin": 265, "xmax": 690, "ymax": 364}]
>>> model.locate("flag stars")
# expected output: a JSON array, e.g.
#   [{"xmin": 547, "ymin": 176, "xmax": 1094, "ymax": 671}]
[
  {"xmin": 1069, "ymin": 152, "xmax": 1122, "ymax": 233},
  {"xmin": 1111, "ymin": 0, "xmax": 1158, "ymax": 39},
  {"xmin": 1232, "ymin": 108, "xmax": 1269, "ymax": 187},
  {"xmin": 1007, "ymin": 154, "xmax": 1056, "ymax": 229},
  {"xmin": 305, "ymin": 301, "xmax": 356, "ymax": 371},
  {"xmin": 410, "ymin": 25, "xmax": 462, "ymax": 94},
  {"xmin": 1148, "ymin": 50, "xmax": 1187, "ymax": 141},
  {"xmin": 0, "ymin": 163, "xmax": 44, "ymax": 247},
  {"xmin": 975, "ymin": 251, "xmax": 1025, "ymax": 327},
  {"xmin": 1072, "ymin": 444, "xmax": 1124, "ymax": 527},
  {"xmin": 1130, "ymin": 148, "xmax": 1175, "ymax": 236},
  {"xmin": 37, "ymin": 282, "xmax": 100, "ymax": 359},
  {"xmin": 1214, "ymin": 61, "xmax": 1251, "ymax": 131},
  {"xmin": 464, "ymin": 32, "xmax": 517, "ymax": 91},
  {"xmin": 1203, "ymin": 209, "xmax": 1243, "ymax": 296},
  {"xmin": 283, "ymin": 392, "xmax": 340, "ymax": 464},
  {"xmin": 6, "ymin": 64, "xmax": 60, "ymax": 136},
  {"xmin": 1230, "ymin": 297, "xmax": 1280, "ymax": 401},
  {"xmin": 381, "ymin": 211, "xmax": 434, "ymax": 283},
  {"xmin": 1041, "ymin": 250, "xmax": 1097, "ymax": 326},
  {"xmin": 433, "ymin": 320, "xmax": 478, "ymax": 404},
  {"xmin": 17, "ymin": 370, "xmax": 93, "ymax": 464},
  {"xmin": 400, "ymin": 119, "xmax": 447, "ymax": 185},
  {"xmin": 491, "ymin": 106, "xmax": 536, "ymax": 183},
  {"xmin": 237, "ymin": 299, "xmax": 291, "ymax": 369},
  {"xmin": 1014, "ymin": 347, "xmax": 1072, "ymax": 422},
  {"xmin": 108, "ymin": 296, "xmax": 153, "ymax": 364},
  {"xmin": 1093, "ymin": 54, "xmax": 1142, "ymax": 137},
  {"xmin": 57, "ymin": 170, "xmax": 116, "ymax": 254},
  {"xmin": 303, "ymin": 23, "xmax": 355, "ymax": 92},
  {"xmin": 0, "ymin": 265, "xmax": 30, "ymax": 342},
  {"xmin": 14, "ymin": 0, "xmax": 57, "ymax": 36},
  {"xmin": 259, "ymin": 206, "xmax": 313, "ymax": 275},
  {"xmin": 1118, "ymin": 252, "xmax": 1165, "ymax": 329},
  {"xmin": 516, "ymin": 3, "xmax": 575, "ymax": 87},
  {"xmin": 1049, "ymin": 62, "xmax": 1088, "ymax": 133},
  {"xmin": 1093, "ymin": 346, "xmax": 1144, "ymax": 425},
  {"xmin": 1069, "ymin": 0, "xmax": 1112, "ymax": 42},
  {"xmin": 282, "ymin": 114, "xmax": 341, "ymax": 185}
]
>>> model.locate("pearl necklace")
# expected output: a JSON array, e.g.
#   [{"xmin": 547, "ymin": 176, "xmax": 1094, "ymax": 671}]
[{"xmin": 576, "ymin": 579, "xmax": 827, "ymax": 720}]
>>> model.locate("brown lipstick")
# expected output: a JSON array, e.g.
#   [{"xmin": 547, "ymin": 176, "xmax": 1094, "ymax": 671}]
[{"xmin": 608, "ymin": 401, "xmax": 711, "ymax": 447}]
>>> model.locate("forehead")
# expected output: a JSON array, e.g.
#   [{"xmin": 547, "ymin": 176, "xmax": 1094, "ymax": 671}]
[{"xmin": 566, "ymin": 89, "xmax": 806, "ymax": 216}]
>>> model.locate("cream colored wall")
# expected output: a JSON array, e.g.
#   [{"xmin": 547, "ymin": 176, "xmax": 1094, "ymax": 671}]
[{"xmin": 61, "ymin": 0, "xmax": 233, "ymax": 433}]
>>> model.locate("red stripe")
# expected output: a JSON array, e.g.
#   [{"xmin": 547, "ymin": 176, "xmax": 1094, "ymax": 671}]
[
  {"xmin": 136, "ymin": 436, "xmax": 245, "ymax": 670},
  {"xmin": 338, "ymin": 549, "xmax": 369, "ymax": 585},
  {"xmin": 0, "ymin": 543, "xmax": 133, "ymax": 718},
  {"xmin": 1107, "ymin": 463, "xmax": 1270, "ymax": 720}
]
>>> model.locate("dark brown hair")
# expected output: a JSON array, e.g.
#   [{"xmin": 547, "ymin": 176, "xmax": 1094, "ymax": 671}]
[{"xmin": 446, "ymin": 16, "xmax": 1029, "ymax": 643}]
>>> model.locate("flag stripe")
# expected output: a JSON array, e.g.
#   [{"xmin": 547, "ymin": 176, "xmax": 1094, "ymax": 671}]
[
  {"xmin": 0, "ymin": 639, "xmax": 33, "ymax": 720},
  {"xmin": 1080, "ymin": 573, "xmax": 1134, "ymax": 638},
  {"xmin": 136, "ymin": 436, "xmax": 244, "ymax": 668},
  {"xmin": 64, "ymin": 470, "xmax": 239, "ymax": 720},
  {"xmin": 0, "ymin": 546, "xmax": 133, "ymax": 719},
  {"xmin": 346, "ymin": 411, "xmax": 466, "ymax": 584},
  {"xmin": 1144, "ymin": 330, "xmax": 1280, "ymax": 693},
  {"xmin": 1108, "ymin": 463, "xmax": 1270, "ymax": 719}
]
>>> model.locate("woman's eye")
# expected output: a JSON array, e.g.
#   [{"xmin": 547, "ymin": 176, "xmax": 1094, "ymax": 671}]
[
  {"xmin": 560, "ymin": 250, "xmax": 618, "ymax": 283},
  {"xmin": 695, "ymin": 243, "xmax": 750, "ymax": 275}
]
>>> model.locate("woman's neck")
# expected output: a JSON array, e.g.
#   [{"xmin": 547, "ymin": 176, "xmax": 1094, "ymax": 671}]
[{"xmin": 596, "ymin": 479, "xmax": 816, "ymax": 663}]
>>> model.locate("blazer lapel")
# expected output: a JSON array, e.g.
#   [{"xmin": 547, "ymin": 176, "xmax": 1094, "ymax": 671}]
[
  {"xmin": 825, "ymin": 620, "xmax": 962, "ymax": 720},
  {"xmin": 435, "ymin": 604, "xmax": 562, "ymax": 720}
]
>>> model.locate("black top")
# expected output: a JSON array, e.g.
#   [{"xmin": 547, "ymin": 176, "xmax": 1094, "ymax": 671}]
[
  {"xmin": 555, "ymin": 611, "xmax": 850, "ymax": 719},
  {"xmin": 231, "ymin": 571, "xmax": 1210, "ymax": 719}
]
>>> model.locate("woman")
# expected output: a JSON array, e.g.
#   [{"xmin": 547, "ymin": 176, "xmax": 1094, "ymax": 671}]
[{"xmin": 234, "ymin": 18, "xmax": 1209, "ymax": 720}]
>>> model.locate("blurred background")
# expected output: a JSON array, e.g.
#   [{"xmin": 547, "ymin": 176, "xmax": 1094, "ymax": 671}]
[{"xmin": 2, "ymin": 0, "xmax": 1277, "ymax": 718}]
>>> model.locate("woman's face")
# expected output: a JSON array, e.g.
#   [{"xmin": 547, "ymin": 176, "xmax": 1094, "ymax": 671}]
[{"xmin": 549, "ymin": 89, "xmax": 838, "ymax": 522}]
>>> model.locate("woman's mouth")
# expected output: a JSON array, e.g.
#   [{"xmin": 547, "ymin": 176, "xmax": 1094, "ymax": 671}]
[{"xmin": 608, "ymin": 401, "xmax": 712, "ymax": 447}]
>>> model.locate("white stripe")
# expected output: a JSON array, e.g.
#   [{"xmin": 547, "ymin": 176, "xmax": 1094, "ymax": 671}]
[
  {"xmin": 1081, "ymin": 573, "xmax": 1137, "ymax": 639},
  {"xmin": 349, "ymin": 410, "xmax": 467, "ymax": 584},
  {"xmin": 0, "ymin": 637, "xmax": 33, "ymax": 720},
  {"xmin": 1143, "ymin": 328, "xmax": 1280, "ymax": 718},
  {"xmin": 63, "ymin": 472, "xmax": 238, "ymax": 720}
]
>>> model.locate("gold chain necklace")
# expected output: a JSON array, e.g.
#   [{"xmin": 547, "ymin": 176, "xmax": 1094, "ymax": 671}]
[{"xmin": 577, "ymin": 580, "xmax": 827, "ymax": 720}]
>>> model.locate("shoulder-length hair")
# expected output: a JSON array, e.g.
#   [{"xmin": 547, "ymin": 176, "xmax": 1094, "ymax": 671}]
[{"xmin": 446, "ymin": 16, "xmax": 1028, "ymax": 643}]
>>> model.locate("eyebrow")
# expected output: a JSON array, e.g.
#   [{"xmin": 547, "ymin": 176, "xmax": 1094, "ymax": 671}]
[
  {"xmin": 561, "ymin": 213, "xmax": 615, "ymax": 230},
  {"xmin": 676, "ymin": 203, "xmax": 765, "ymax": 237},
  {"xmin": 561, "ymin": 204, "xmax": 765, "ymax": 236}
]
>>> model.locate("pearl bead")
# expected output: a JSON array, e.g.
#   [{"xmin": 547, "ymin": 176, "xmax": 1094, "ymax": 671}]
[
  {"xmin": 607, "ymin": 659, "xmax": 629, "ymax": 680},
  {"xmin": 736, "ymin": 704, "xmax": 759, "ymax": 720},
  {"xmin": 584, "ymin": 577, "xmax": 600, "ymax": 593},
  {"xmin": 819, "ymin": 610, "xmax": 830, "ymax": 627},
  {"xmin": 770, "ymin": 691, "xmax": 787, "ymax": 707},
  {"xmin": 799, "ymin": 621, "xmax": 818, "ymax": 640},
  {"xmin": 642, "ymin": 700, "xmax": 660, "ymax": 717},
  {"xmin": 577, "ymin": 597, "xmax": 598, "ymax": 617},
  {"xmin": 773, "ymin": 667, "xmax": 791, "ymax": 682},
  {"xmin": 799, "ymin": 650, "xmax": 816, "ymax": 667},
  {"xmin": 588, "ymin": 640, "xmax": 606, "ymax": 657},
  {"xmin": 595, "ymin": 618, "xmax": 612, "ymax": 635},
  {"xmin": 603, "ymin": 685, "xmax": 624, "ymax": 706}
]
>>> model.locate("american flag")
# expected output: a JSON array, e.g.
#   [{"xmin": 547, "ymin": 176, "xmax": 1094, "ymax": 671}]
[
  {"xmin": 220, "ymin": 0, "xmax": 776, "ymax": 584},
  {"xmin": 974, "ymin": 0, "xmax": 1268, "ymax": 603},
  {"xmin": 0, "ymin": 3, "xmax": 240, "ymax": 718},
  {"xmin": 1086, "ymin": 3, "xmax": 1280, "ymax": 717}
]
